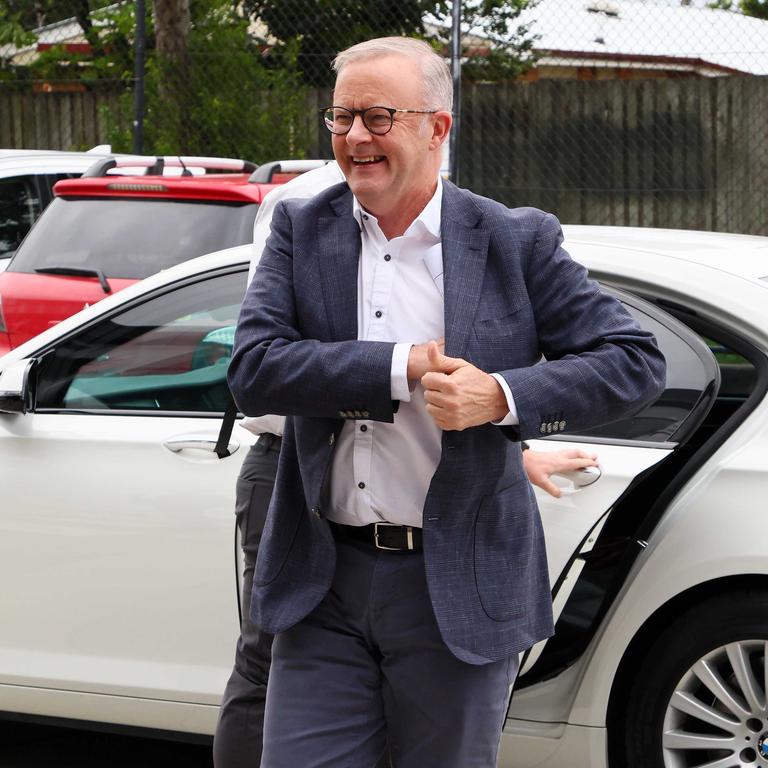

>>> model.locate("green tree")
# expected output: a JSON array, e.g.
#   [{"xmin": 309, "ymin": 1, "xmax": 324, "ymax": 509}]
[
  {"xmin": 243, "ymin": 0, "xmax": 538, "ymax": 86},
  {"xmin": 708, "ymin": 0, "xmax": 768, "ymax": 19},
  {"xmin": 429, "ymin": 0, "xmax": 538, "ymax": 81},
  {"xmin": 740, "ymin": 0, "xmax": 768, "ymax": 19},
  {"xmin": 107, "ymin": 0, "xmax": 309, "ymax": 161},
  {"xmin": 242, "ymin": 0, "xmax": 426, "ymax": 86}
]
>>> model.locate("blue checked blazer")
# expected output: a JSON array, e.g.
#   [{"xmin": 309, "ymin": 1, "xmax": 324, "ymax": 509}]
[{"xmin": 228, "ymin": 180, "xmax": 665, "ymax": 664}]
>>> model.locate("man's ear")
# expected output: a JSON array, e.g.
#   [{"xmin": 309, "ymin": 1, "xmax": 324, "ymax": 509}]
[{"xmin": 429, "ymin": 111, "xmax": 453, "ymax": 150}]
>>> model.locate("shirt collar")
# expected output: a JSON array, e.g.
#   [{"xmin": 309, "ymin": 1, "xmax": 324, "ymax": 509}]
[{"xmin": 352, "ymin": 177, "xmax": 443, "ymax": 240}]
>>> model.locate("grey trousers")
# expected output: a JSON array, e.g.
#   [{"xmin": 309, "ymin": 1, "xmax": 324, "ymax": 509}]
[
  {"xmin": 261, "ymin": 532, "xmax": 519, "ymax": 768},
  {"xmin": 213, "ymin": 439, "xmax": 393, "ymax": 768},
  {"xmin": 213, "ymin": 438, "xmax": 279, "ymax": 768}
]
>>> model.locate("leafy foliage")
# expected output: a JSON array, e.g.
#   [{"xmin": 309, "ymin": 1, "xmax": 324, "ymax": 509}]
[
  {"xmin": 244, "ymin": 0, "xmax": 538, "ymax": 85},
  {"xmin": 708, "ymin": 0, "xmax": 768, "ymax": 19},
  {"xmin": 108, "ymin": 0, "xmax": 309, "ymax": 161}
]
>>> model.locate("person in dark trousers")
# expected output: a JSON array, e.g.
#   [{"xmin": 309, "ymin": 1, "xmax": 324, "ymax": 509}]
[{"xmin": 216, "ymin": 147, "xmax": 611, "ymax": 766}]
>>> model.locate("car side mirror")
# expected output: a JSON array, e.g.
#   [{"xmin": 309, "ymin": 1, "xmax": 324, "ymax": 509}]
[{"xmin": 0, "ymin": 359, "xmax": 37, "ymax": 414}]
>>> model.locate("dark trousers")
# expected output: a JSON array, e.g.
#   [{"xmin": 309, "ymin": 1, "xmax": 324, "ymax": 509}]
[
  {"xmin": 213, "ymin": 437, "xmax": 279, "ymax": 768},
  {"xmin": 213, "ymin": 438, "xmax": 393, "ymax": 768},
  {"xmin": 261, "ymin": 534, "xmax": 519, "ymax": 768}
]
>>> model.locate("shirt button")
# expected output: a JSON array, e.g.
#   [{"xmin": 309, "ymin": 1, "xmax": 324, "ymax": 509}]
[
  {"xmin": 358, "ymin": 482, "xmax": 366, "ymax": 489},
  {"xmin": 375, "ymin": 310, "xmax": 382, "ymax": 318},
  {"xmin": 363, "ymin": 214, "xmax": 369, "ymax": 220},
  {"xmin": 384, "ymin": 254, "xmax": 391, "ymax": 262},
  {"xmin": 311, "ymin": 507, "xmax": 321, "ymax": 518},
  {"xmin": 360, "ymin": 424, "xmax": 368, "ymax": 432}
]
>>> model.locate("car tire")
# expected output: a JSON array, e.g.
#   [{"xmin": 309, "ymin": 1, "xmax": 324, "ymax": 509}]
[{"xmin": 618, "ymin": 589, "xmax": 768, "ymax": 768}]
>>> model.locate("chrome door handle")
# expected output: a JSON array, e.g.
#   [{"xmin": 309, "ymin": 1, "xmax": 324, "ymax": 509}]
[
  {"xmin": 554, "ymin": 465, "xmax": 601, "ymax": 488},
  {"xmin": 163, "ymin": 436, "xmax": 240, "ymax": 454}
]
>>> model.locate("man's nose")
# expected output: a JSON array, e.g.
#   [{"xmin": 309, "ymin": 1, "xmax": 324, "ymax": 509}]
[{"xmin": 345, "ymin": 115, "xmax": 373, "ymax": 144}]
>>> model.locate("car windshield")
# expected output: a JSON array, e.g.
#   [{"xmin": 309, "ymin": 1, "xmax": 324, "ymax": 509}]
[{"xmin": 8, "ymin": 197, "xmax": 257, "ymax": 279}]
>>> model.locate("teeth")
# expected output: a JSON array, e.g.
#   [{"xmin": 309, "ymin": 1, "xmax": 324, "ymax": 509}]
[{"xmin": 353, "ymin": 156, "xmax": 382, "ymax": 164}]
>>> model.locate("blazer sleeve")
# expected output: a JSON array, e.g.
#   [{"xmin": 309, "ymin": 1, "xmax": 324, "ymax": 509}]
[
  {"xmin": 495, "ymin": 212, "xmax": 666, "ymax": 441},
  {"xmin": 228, "ymin": 201, "xmax": 398, "ymax": 422}
]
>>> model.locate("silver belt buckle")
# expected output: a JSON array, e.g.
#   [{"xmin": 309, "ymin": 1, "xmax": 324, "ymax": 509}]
[{"xmin": 374, "ymin": 522, "xmax": 414, "ymax": 551}]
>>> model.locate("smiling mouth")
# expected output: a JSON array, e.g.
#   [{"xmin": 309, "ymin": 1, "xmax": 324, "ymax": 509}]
[{"xmin": 352, "ymin": 156, "xmax": 385, "ymax": 166}]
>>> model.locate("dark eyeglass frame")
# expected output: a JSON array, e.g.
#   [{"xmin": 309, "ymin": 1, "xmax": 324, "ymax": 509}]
[{"xmin": 320, "ymin": 105, "xmax": 438, "ymax": 136}]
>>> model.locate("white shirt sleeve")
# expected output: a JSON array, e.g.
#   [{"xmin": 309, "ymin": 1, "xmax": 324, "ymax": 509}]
[
  {"xmin": 489, "ymin": 373, "xmax": 520, "ymax": 426},
  {"xmin": 390, "ymin": 343, "xmax": 413, "ymax": 402}
]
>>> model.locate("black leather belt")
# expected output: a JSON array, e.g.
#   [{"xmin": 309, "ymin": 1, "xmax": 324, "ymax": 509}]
[
  {"xmin": 331, "ymin": 521, "xmax": 423, "ymax": 552},
  {"xmin": 257, "ymin": 432, "xmax": 282, "ymax": 452}
]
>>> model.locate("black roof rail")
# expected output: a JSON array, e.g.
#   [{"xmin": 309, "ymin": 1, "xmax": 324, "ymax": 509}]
[{"xmin": 249, "ymin": 159, "xmax": 330, "ymax": 184}]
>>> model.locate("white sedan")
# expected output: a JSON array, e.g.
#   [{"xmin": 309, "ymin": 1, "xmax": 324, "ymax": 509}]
[{"xmin": 1, "ymin": 226, "xmax": 767, "ymax": 768}]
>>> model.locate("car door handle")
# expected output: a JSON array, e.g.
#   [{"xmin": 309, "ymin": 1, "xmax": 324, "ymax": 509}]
[
  {"xmin": 553, "ymin": 465, "xmax": 602, "ymax": 488},
  {"xmin": 163, "ymin": 435, "xmax": 240, "ymax": 455}
]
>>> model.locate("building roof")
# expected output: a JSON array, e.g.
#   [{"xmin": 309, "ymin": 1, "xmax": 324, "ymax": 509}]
[{"xmin": 435, "ymin": 0, "xmax": 768, "ymax": 76}]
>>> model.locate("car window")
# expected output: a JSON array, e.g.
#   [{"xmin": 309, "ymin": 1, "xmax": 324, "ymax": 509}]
[
  {"xmin": 35, "ymin": 269, "xmax": 248, "ymax": 414},
  {"xmin": 565, "ymin": 298, "xmax": 718, "ymax": 444},
  {"xmin": 9, "ymin": 197, "xmax": 258, "ymax": 279},
  {"xmin": 0, "ymin": 176, "xmax": 43, "ymax": 260},
  {"xmin": 704, "ymin": 338, "xmax": 756, "ymax": 398}
]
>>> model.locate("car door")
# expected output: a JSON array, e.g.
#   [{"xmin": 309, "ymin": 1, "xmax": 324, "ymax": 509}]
[
  {"xmin": 519, "ymin": 288, "xmax": 721, "ymax": 676},
  {"xmin": 0, "ymin": 265, "xmax": 253, "ymax": 706}
]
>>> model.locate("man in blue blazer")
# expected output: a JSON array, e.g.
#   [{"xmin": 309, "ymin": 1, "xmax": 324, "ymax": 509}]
[{"xmin": 229, "ymin": 36, "xmax": 665, "ymax": 768}]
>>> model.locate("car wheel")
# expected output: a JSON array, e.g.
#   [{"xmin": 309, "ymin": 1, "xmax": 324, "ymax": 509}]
[{"xmin": 619, "ymin": 590, "xmax": 768, "ymax": 768}]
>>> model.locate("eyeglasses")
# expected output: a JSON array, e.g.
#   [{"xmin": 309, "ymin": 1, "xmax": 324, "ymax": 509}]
[{"xmin": 320, "ymin": 105, "xmax": 438, "ymax": 136}]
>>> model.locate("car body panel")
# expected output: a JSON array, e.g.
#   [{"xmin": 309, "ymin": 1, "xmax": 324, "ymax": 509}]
[
  {"xmin": 528, "ymin": 439, "xmax": 671, "ymax": 590},
  {"xmin": 0, "ymin": 410, "xmax": 254, "ymax": 702},
  {"xmin": 1, "ymin": 272, "xmax": 136, "ymax": 348},
  {"xmin": 500, "ymin": 236, "xmax": 768, "ymax": 767}
]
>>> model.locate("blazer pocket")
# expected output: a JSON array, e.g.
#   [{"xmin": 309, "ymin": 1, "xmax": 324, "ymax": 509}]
[
  {"xmin": 471, "ymin": 305, "xmax": 538, "ymax": 363},
  {"xmin": 253, "ymin": 502, "xmax": 302, "ymax": 587},
  {"xmin": 473, "ymin": 478, "xmax": 538, "ymax": 622}
]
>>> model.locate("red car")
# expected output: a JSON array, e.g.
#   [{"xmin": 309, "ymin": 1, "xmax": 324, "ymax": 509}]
[{"xmin": 0, "ymin": 156, "xmax": 324, "ymax": 356}]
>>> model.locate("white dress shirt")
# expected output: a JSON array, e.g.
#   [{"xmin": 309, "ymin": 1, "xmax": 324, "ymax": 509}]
[
  {"xmin": 327, "ymin": 182, "xmax": 447, "ymax": 528},
  {"xmin": 242, "ymin": 166, "xmax": 519, "ymax": 528}
]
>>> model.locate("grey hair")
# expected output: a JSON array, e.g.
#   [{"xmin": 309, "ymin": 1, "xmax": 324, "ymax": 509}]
[{"xmin": 332, "ymin": 37, "xmax": 453, "ymax": 112}]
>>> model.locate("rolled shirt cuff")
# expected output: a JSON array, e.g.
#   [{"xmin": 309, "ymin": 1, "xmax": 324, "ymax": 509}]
[
  {"xmin": 490, "ymin": 373, "xmax": 520, "ymax": 426},
  {"xmin": 391, "ymin": 343, "xmax": 413, "ymax": 402}
]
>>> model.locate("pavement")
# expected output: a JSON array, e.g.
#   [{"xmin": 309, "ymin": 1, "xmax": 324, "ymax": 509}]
[{"xmin": 0, "ymin": 721, "xmax": 213, "ymax": 767}]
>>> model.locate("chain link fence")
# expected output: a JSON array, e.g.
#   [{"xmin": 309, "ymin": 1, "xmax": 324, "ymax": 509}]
[{"xmin": 0, "ymin": 0, "xmax": 766, "ymax": 233}]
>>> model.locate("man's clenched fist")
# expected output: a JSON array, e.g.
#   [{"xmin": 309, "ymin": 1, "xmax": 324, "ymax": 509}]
[{"xmin": 421, "ymin": 341, "xmax": 509, "ymax": 431}]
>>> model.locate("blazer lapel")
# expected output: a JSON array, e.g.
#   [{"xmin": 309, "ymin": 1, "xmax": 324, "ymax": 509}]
[
  {"xmin": 317, "ymin": 190, "xmax": 360, "ymax": 342},
  {"xmin": 441, "ymin": 182, "xmax": 489, "ymax": 359}
]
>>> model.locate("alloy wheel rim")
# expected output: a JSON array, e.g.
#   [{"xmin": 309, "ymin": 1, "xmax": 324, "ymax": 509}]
[{"xmin": 663, "ymin": 640, "xmax": 768, "ymax": 767}]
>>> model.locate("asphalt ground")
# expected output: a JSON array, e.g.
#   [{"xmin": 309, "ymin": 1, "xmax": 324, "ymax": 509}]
[{"xmin": 0, "ymin": 721, "xmax": 213, "ymax": 767}]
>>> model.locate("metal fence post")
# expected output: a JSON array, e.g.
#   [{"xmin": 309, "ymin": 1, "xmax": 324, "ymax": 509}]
[
  {"xmin": 133, "ymin": 0, "xmax": 146, "ymax": 154},
  {"xmin": 449, "ymin": 0, "xmax": 461, "ymax": 185}
]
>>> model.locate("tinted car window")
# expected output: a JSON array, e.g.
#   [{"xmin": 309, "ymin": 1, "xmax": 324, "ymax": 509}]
[
  {"xmin": 569, "ymin": 301, "xmax": 717, "ymax": 444},
  {"xmin": 36, "ymin": 269, "xmax": 247, "ymax": 414},
  {"xmin": 9, "ymin": 197, "xmax": 257, "ymax": 279},
  {"xmin": 0, "ymin": 176, "xmax": 42, "ymax": 260}
]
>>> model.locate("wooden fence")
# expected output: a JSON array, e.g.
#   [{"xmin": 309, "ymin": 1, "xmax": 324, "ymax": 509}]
[
  {"xmin": 0, "ymin": 90, "xmax": 124, "ymax": 153},
  {"xmin": 2, "ymin": 76, "xmax": 766, "ymax": 235},
  {"xmin": 452, "ymin": 76, "xmax": 767, "ymax": 235}
]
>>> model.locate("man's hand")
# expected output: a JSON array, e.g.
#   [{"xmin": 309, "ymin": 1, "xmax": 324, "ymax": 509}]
[
  {"xmin": 523, "ymin": 448, "xmax": 599, "ymax": 498},
  {"xmin": 407, "ymin": 338, "xmax": 446, "ymax": 381},
  {"xmin": 422, "ymin": 341, "xmax": 509, "ymax": 430}
]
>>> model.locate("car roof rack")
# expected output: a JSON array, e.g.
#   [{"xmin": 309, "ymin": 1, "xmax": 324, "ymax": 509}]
[
  {"xmin": 249, "ymin": 159, "xmax": 330, "ymax": 184},
  {"xmin": 82, "ymin": 155, "xmax": 258, "ymax": 178}
]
